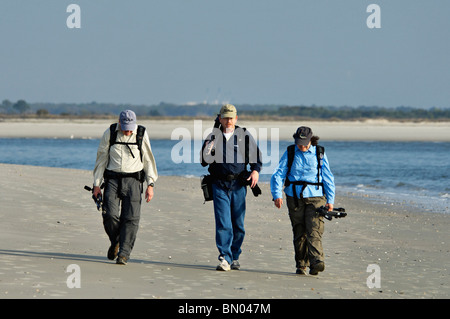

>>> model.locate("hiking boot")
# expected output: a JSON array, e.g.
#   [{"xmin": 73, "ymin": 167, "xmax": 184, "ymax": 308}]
[
  {"xmin": 216, "ymin": 257, "xmax": 231, "ymax": 271},
  {"xmin": 296, "ymin": 267, "xmax": 307, "ymax": 275},
  {"xmin": 309, "ymin": 261, "xmax": 325, "ymax": 275},
  {"xmin": 107, "ymin": 243, "xmax": 119, "ymax": 260},
  {"xmin": 116, "ymin": 255, "xmax": 128, "ymax": 265},
  {"xmin": 231, "ymin": 260, "xmax": 240, "ymax": 270}
]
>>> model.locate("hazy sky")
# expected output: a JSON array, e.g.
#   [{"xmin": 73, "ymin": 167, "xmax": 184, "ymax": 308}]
[{"xmin": 1, "ymin": 0, "xmax": 449, "ymax": 108}]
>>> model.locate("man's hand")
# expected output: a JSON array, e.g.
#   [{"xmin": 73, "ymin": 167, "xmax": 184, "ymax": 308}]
[
  {"xmin": 145, "ymin": 185, "xmax": 154, "ymax": 203},
  {"xmin": 205, "ymin": 140, "xmax": 215, "ymax": 155},
  {"xmin": 246, "ymin": 170, "xmax": 259, "ymax": 188},
  {"xmin": 93, "ymin": 186, "xmax": 102, "ymax": 199},
  {"xmin": 325, "ymin": 203, "xmax": 334, "ymax": 211}
]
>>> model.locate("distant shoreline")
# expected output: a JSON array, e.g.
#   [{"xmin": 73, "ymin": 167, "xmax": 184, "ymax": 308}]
[
  {"xmin": 1, "ymin": 118, "xmax": 450, "ymax": 141},
  {"xmin": 2, "ymin": 113, "xmax": 450, "ymax": 122}
]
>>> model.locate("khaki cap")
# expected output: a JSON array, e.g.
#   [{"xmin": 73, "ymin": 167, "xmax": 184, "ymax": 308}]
[{"xmin": 219, "ymin": 104, "xmax": 237, "ymax": 118}]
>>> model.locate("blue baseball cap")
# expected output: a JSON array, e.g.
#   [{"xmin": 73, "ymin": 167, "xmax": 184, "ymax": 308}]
[{"xmin": 119, "ymin": 110, "xmax": 137, "ymax": 131}]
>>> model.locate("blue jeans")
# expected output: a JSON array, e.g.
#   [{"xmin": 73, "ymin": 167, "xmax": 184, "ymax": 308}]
[{"xmin": 212, "ymin": 182, "xmax": 247, "ymax": 264}]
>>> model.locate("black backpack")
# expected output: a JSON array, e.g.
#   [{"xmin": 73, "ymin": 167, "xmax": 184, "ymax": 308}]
[
  {"xmin": 285, "ymin": 144, "xmax": 325, "ymax": 189},
  {"xmin": 109, "ymin": 123, "xmax": 146, "ymax": 162},
  {"xmin": 201, "ymin": 125, "xmax": 251, "ymax": 167}
]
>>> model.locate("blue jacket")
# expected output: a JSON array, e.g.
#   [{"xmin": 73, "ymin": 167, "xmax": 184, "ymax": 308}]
[{"xmin": 270, "ymin": 145, "xmax": 335, "ymax": 204}]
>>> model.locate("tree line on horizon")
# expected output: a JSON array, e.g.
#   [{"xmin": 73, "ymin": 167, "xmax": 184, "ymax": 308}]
[{"xmin": 1, "ymin": 99, "xmax": 450, "ymax": 121}]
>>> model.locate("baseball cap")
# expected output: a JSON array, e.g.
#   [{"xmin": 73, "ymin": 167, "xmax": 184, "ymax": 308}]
[
  {"xmin": 119, "ymin": 110, "xmax": 137, "ymax": 131},
  {"xmin": 219, "ymin": 104, "xmax": 237, "ymax": 118},
  {"xmin": 293, "ymin": 126, "xmax": 313, "ymax": 146}
]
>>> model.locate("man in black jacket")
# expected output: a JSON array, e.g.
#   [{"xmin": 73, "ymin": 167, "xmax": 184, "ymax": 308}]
[{"xmin": 201, "ymin": 104, "xmax": 262, "ymax": 271}]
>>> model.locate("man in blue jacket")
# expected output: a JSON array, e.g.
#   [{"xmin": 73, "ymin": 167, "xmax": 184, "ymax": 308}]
[
  {"xmin": 271, "ymin": 126, "xmax": 335, "ymax": 275},
  {"xmin": 201, "ymin": 104, "xmax": 262, "ymax": 271}
]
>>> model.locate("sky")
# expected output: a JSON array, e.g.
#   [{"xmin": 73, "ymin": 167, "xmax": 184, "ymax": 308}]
[{"xmin": 1, "ymin": 0, "xmax": 449, "ymax": 108}]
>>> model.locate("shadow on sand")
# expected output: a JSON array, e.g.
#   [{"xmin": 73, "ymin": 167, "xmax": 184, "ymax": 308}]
[{"xmin": 0, "ymin": 248, "xmax": 304, "ymax": 278}]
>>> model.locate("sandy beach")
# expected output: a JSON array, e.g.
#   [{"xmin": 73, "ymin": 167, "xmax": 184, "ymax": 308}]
[
  {"xmin": 1, "ymin": 118, "xmax": 449, "ymax": 141},
  {"xmin": 0, "ymin": 163, "xmax": 448, "ymax": 300},
  {"xmin": 0, "ymin": 119, "xmax": 449, "ymax": 301}
]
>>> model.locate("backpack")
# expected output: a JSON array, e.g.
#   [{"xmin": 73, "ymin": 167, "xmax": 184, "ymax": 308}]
[
  {"xmin": 285, "ymin": 144, "xmax": 325, "ymax": 189},
  {"xmin": 201, "ymin": 125, "xmax": 251, "ymax": 167},
  {"xmin": 109, "ymin": 123, "xmax": 146, "ymax": 162}
]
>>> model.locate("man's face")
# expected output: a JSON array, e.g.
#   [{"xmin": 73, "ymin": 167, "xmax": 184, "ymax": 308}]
[
  {"xmin": 122, "ymin": 130, "xmax": 133, "ymax": 136},
  {"xmin": 219, "ymin": 116, "xmax": 237, "ymax": 132}
]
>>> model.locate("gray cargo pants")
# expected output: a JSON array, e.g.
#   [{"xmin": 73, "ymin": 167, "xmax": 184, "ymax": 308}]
[
  {"xmin": 102, "ymin": 176, "xmax": 143, "ymax": 259},
  {"xmin": 286, "ymin": 195, "xmax": 326, "ymax": 268}
]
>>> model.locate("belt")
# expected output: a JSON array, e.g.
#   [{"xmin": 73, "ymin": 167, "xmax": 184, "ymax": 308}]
[
  {"xmin": 285, "ymin": 180, "xmax": 323, "ymax": 207},
  {"xmin": 213, "ymin": 173, "xmax": 240, "ymax": 181},
  {"xmin": 104, "ymin": 169, "xmax": 145, "ymax": 182}
]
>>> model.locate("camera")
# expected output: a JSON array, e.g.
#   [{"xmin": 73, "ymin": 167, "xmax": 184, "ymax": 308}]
[
  {"xmin": 84, "ymin": 185, "xmax": 103, "ymax": 211},
  {"xmin": 316, "ymin": 206, "xmax": 347, "ymax": 221}
]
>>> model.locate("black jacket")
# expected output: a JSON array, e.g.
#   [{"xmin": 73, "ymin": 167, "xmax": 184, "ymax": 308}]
[{"xmin": 200, "ymin": 125, "xmax": 262, "ymax": 188}]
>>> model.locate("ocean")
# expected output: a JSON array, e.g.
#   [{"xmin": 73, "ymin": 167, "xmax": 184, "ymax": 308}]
[{"xmin": 0, "ymin": 138, "xmax": 449, "ymax": 214}]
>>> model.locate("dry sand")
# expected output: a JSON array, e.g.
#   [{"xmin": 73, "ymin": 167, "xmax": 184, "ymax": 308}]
[
  {"xmin": 0, "ymin": 163, "xmax": 448, "ymax": 299},
  {"xmin": 1, "ymin": 118, "xmax": 450, "ymax": 141},
  {"xmin": 1, "ymin": 119, "xmax": 449, "ymax": 301}
]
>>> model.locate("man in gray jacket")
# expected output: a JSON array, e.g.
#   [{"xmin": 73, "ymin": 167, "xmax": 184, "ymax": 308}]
[{"xmin": 93, "ymin": 110, "xmax": 158, "ymax": 265}]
